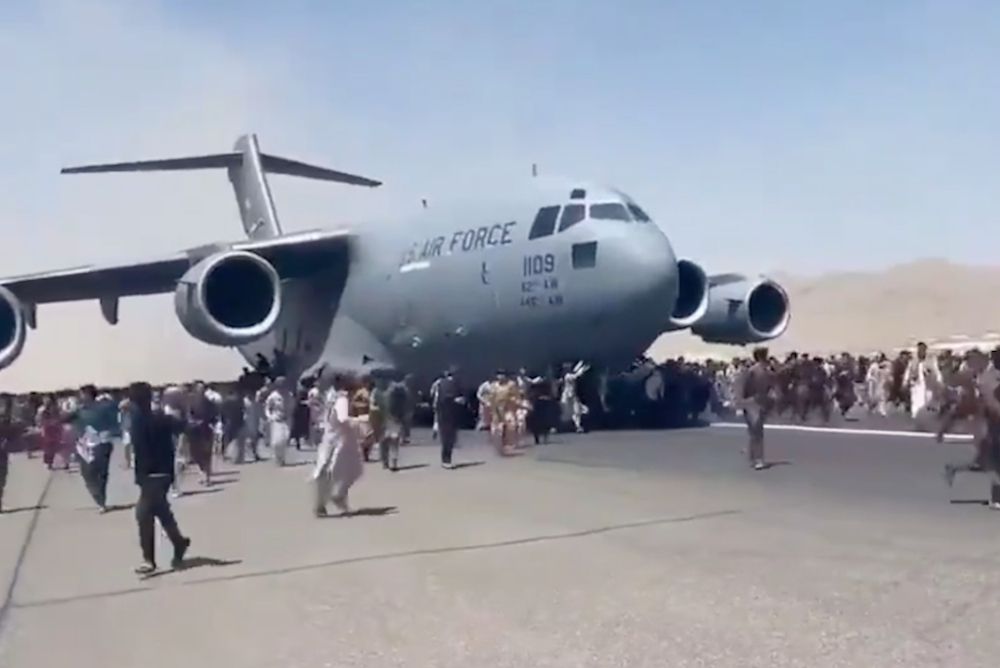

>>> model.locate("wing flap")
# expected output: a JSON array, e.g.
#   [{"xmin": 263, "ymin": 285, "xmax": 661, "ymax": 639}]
[{"xmin": 0, "ymin": 229, "xmax": 353, "ymax": 305}]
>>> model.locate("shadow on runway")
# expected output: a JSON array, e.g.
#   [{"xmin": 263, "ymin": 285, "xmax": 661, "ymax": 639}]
[
  {"xmin": 324, "ymin": 506, "xmax": 399, "ymax": 518},
  {"xmin": 103, "ymin": 503, "xmax": 136, "ymax": 513},
  {"xmin": 0, "ymin": 504, "xmax": 46, "ymax": 515},
  {"xmin": 394, "ymin": 463, "xmax": 429, "ymax": 471},
  {"xmin": 451, "ymin": 461, "xmax": 486, "ymax": 469},
  {"xmin": 18, "ymin": 508, "xmax": 740, "ymax": 610},
  {"xmin": 179, "ymin": 487, "xmax": 224, "ymax": 498},
  {"xmin": 141, "ymin": 556, "xmax": 243, "ymax": 580}
]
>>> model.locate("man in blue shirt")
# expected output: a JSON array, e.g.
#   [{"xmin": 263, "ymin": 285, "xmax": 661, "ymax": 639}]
[{"xmin": 71, "ymin": 385, "xmax": 121, "ymax": 512}]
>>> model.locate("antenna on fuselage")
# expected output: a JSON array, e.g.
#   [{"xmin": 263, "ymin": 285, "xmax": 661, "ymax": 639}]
[
  {"xmin": 531, "ymin": 163, "xmax": 538, "ymax": 177},
  {"xmin": 421, "ymin": 198, "xmax": 428, "ymax": 209}
]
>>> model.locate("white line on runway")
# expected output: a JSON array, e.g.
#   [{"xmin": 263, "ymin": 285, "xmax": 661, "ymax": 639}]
[{"xmin": 710, "ymin": 422, "xmax": 974, "ymax": 441}]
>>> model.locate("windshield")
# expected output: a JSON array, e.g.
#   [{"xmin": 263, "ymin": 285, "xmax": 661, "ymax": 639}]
[
  {"xmin": 558, "ymin": 204, "xmax": 586, "ymax": 232},
  {"xmin": 627, "ymin": 203, "xmax": 651, "ymax": 222},
  {"xmin": 589, "ymin": 202, "xmax": 631, "ymax": 221}
]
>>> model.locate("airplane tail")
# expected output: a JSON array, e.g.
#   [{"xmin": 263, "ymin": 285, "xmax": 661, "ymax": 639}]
[{"xmin": 61, "ymin": 133, "xmax": 382, "ymax": 240}]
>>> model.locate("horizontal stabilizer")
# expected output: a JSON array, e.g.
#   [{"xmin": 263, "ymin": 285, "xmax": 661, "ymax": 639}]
[
  {"xmin": 61, "ymin": 153, "xmax": 238, "ymax": 174},
  {"xmin": 61, "ymin": 151, "xmax": 382, "ymax": 187},
  {"xmin": 59, "ymin": 133, "xmax": 380, "ymax": 241},
  {"xmin": 258, "ymin": 154, "xmax": 380, "ymax": 187}
]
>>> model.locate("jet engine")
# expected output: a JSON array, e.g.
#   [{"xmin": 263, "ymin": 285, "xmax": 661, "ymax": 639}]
[
  {"xmin": 690, "ymin": 275, "xmax": 790, "ymax": 345},
  {"xmin": 0, "ymin": 285, "xmax": 27, "ymax": 371},
  {"xmin": 666, "ymin": 259, "xmax": 709, "ymax": 329},
  {"xmin": 173, "ymin": 250, "xmax": 282, "ymax": 347}
]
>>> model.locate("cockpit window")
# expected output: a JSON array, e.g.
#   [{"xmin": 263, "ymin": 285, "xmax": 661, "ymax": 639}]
[
  {"xmin": 589, "ymin": 202, "xmax": 631, "ymax": 221},
  {"xmin": 627, "ymin": 203, "xmax": 651, "ymax": 222},
  {"xmin": 558, "ymin": 204, "xmax": 586, "ymax": 232},
  {"xmin": 569, "ymin": 188, "xmax": 586, "ymax": 200},
  {"xmin": 528, "ymin": 205, "xmax": 560, "ymax": 240}
]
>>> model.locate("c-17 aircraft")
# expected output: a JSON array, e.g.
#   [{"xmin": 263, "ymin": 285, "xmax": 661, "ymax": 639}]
[{"xmin": 0, "ymin": 134, "xmax": 790, "ymax": 387}]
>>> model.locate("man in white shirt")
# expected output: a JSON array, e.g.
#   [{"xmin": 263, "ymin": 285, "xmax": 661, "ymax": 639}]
[
  {"xmin": 265, "ymin": 378, "xmax": 291, "ymax": 466},
  {"xmin": 241, "ymin": 388, "xmax": 262, "ymax": 463},
  {"xmin": 904, "ymin": 342, "xmax": 943, "ymax": 419}
]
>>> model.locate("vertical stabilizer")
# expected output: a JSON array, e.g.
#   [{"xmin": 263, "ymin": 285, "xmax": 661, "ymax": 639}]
[
  {"xmin": 60, "ymin": 134, "xmax": 382, "ymax": 240},
  {"xmin": 229, "ymin": 134, "xmax": 282, "ymax": 240}
]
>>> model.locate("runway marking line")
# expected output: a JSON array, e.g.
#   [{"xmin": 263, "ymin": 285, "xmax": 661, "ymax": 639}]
[{"xmin": 710, "ymin": 422, "xmax": 973, "ymax": 441}]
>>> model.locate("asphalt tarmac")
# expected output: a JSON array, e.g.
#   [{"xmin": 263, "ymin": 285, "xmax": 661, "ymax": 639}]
[
  {"xmin": 533, "ymin": 422, "xmax": 992, "ymax": 518},
  {"xmin": 0, "ymin": 424, "xmax": 997, "ymax": 667}
]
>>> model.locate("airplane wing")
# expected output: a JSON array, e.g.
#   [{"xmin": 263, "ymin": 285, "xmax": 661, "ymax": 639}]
[{"xmin": 0, "ymin": 228, "xmax": 352, "ymax": 305}]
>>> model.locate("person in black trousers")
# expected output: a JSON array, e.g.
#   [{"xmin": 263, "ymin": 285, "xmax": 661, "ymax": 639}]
[
  {"xmin": 0, "ymin": 394, "xmax": 15, "ymax": 514},
  {"xmin": 128, "ymin": 382, "xmax": 191, "ymax": 575},
  {"xmin": 435, "ymin": 369, "xmax": 463, "ymax": 468}
]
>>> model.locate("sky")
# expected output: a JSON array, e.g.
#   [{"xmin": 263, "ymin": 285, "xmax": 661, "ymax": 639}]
[{"xmin": 0, "ymin": 0, "xmax": 998, "ymax": 389}]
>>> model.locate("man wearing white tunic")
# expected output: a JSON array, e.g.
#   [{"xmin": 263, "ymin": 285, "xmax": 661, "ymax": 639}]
[
  {"xmin": 429, "ymin": 376, "xmax": 443, "ymax": 439},
  {"xmin": 560, "ymin": 362, "xmax": 589, "ymax": 433},
  {"xmin": 119, "ymin": 397, "xmax": 133, "ymax": 470},
  {"xmin": 475, "ymin": 380, "xmax": 492, "ymax": 431},
  {"xmin": 312, "ymin": 374, "xmax": 363, "ymax": 516},
  {"xmin": 307, "ymin": 383, "xmax": 323, "ymax": 447},
  {"xmin": 903, "ymin": 342, "xmax": 943, "ymax": 419},
  {"xmin": 866, "ymin": 355, "xmax": 891, "ymax": 416},
  {"xmin": 265, "ymin": 378, "xmax": 291, "ymax": 467}
]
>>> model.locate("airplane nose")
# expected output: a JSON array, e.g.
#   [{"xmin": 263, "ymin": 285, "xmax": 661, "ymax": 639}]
[{"xmin": 611, "ymin": 228, "xmax": 680, "ymax": 324}]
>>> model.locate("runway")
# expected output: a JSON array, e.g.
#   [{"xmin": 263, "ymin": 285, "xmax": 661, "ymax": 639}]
[
  {"xmin": 0, "ymin": 425, "xmax": 997, "ymax": 667},
  {"xmin": 535, "ymin": 423, "xmax": 991, "ymax": 518}
]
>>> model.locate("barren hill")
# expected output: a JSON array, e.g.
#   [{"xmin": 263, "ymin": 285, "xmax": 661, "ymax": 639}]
[{"xmin": 647, "ymin": 259, "xmax": 1000, "ymax": 360}]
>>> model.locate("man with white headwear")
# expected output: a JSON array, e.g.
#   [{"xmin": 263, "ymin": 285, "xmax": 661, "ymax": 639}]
[
  {"xmin": 265, "ymin": 377, "xmax": 292, "ymax": 466},
  {"xmin": 866, "ymin": 354, "xmax": 891, "ymax": 416},
  {"xmin": 119, "ymin": 394, "xmax": 134, "ymax": 470},
  {"xmin": 428, "ymin": 375, "xmax": 442, "ymax": 440},
  {"xmin": 312, "ymin": 372, "xmax": 364, "ymax": 516},
  {"xmin": 475, "ymin": 379, "xmax": 492, "ymax": 432},
  {"xmin": 560, "ymin": 362, "xmax": 589, "ymax": 433},
  {"xmin": 904, "ymin": 342, "xmax": 943, "ymax": 419}
]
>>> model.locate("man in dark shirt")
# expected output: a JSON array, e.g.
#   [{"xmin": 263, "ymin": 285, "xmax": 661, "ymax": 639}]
[
  {"xmin": 435, "ymin": 369, "xmax": 463, "ymax": 468},
  {"xmin": 128, "ymin": 382, "xmax": 191, "ymax": 575},
  {"xmin": 220, "ymin": 387, "xmax": 246, "ymax": 463},
  {"xmin": 0, "ymin": 394, "xmax": 14, "ymax": 514},
  {"xmin": 737, "ymin": 347, "xmax": 775, "ymax": 471},
  {"xmin": 382, "ymin": 378, "xmax": 410, "ymax": 471}
]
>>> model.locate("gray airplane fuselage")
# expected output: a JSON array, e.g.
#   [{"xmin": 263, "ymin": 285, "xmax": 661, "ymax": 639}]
[
  {"xmin": 237, "ymin": 180, "xmax": 679, "ymax": 385},
  {"xmin": 0, "ymin": 134, "xmax": 788, "ymax": 391}
]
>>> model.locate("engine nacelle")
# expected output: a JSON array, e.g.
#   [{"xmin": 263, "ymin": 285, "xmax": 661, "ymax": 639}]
[
  {"xmin": 665, "ymin": 259, "xmax": 709, "ymax": 330},
  {"xmin": 0, "ymin": 286, "xmax": 27, "ymax": 371},
  {"xmin": 173, "ymin": 251, "xmax": 282, "ymax": 347},
  {"xmin": 690, "ymin": 275, "xmax": 790, "ymax": 345}
]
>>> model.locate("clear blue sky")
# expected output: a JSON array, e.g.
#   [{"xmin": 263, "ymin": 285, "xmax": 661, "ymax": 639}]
[
  {"xmin": 177, "ymin": 0, "xmax": 1000, "ymax": 273},
  {"xmin": 0, "ymin": 0, "xmax": 997, "ymax": 387},
  {"xmin": 4, "ymin": 0, "xmax": 999, "ymax": 273}
]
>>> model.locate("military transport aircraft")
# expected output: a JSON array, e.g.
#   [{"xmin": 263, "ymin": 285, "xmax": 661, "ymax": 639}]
[{"xmin": 0, "ymin": 134, "xmax": 790, "ymax": 385}]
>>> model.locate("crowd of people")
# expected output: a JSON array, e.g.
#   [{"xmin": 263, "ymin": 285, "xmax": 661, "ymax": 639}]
[
  {"xmin": 704, "ymin": 342, "xmax": 1000, "ymax": 506},
  {"xmin": 1, "ymin": 341, "xmax": 999, "ymax": 573},
  {"xmin": 0, "ymin": 360, "xmax": 600, "ymax": 573}
]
